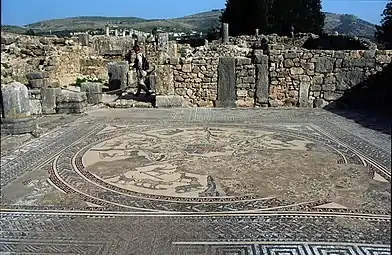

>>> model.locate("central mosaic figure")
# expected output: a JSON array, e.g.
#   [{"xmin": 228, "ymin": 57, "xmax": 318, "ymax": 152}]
[{"xmin": 81, "ymin": 126, "xmax": 356, "ymax": 201}]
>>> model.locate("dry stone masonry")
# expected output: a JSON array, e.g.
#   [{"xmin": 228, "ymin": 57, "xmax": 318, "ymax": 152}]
[
  {"xmin": 1, "ymin": 31, "xmax": 391, "ymax": 113},
  {"xmin": 268, "ymin": 49, "xmax": 392, "ymax": 108}
]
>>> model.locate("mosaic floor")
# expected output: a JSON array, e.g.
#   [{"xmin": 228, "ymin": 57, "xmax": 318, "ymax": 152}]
[{"xmin": 1, "ymin": 108, "xmax": 390, "ymax": 254}]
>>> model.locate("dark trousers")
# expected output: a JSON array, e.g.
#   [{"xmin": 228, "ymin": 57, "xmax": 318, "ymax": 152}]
[{"xmin": 135, "ymin": 77, "xmax": 151, "ymax": 95}]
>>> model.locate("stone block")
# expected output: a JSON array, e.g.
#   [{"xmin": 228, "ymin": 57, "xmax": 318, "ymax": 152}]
[
  {"xmin": 182, "ymin": 64, "xmax": 192, "ymax": 73},
  {"xmin": 1, "ymin": 117, "xmax": 36, "ymax": 135},
  {"xmin": 222, "ymin": 23, "xmax": 229, "ymax": 43},
  {"xmin": 284, "ymin": 52, "xmax": 299, "ymax": 59},
  {"xmin": 376, "ymin": 54, "xmax": 391, "ymax": 64},
  {"xmin": 236, "ymin": 57, "xmax": 251, "ymax": 65},
  {"xmin": 290, "ymin": 67, "xmax": 304, "ymax": 75},
  {"xmin": 169, "ymin": 58, "xmax": 179, "ymax": 65},
  {"xmin": 324, "ymin": 91, "xmax": 344, "ymax": 101},
  {"xmin": 57, "ymin": 102, "xmax": 87, "ymax": 114},
  {"xmin": 255, "ymin": 55, "xmax": 269, "ymax": 105},
  {"xmin": 343, "ymin": 57, "xmax": 375, "ymax": 68},
  {"xmin": 29, "ymin": 78, "xmax": 49, "ymax": 89},
  {"xmin": 315, "ymin": 57, "xmax": 334, "ymax": 73},
  {"xmin": 285, "ymin": 98, "xmax": 298, "ymax": 107},
  {"xmin": 1, "ymin": 82, "xmax": 31, "ymax": 119},
  {"xmin": 26, "ymin": 72, "xmax": 49, "ymax": 80},
  {"xmin": 28, "ymin": 89, "xmax": 41, "ymax": 99},
  {"xmin": 299, "ymin": 82, "xmax": 311, "ymax": 108},
  {"xmin": 149, "ymin": 73, "xmax": 156, "ymax": 92},
  {"xmin": 313, "ymin": 98, "xmax": 328, "ymax": 108},
  {"xmin": 155, "ymin": 95, "xmax": 192, "ymax": 108},
  {"xmin": 80, "ymin": 82, "xmax": 102, "ymax": 104},
  {"xmin": 216, "ymin": 57, "xmax": 236, "ymax": 108},
  {"xmin": 157, "ymin": 33, "xmax": 169, "ymax": 51},
  {"xmin": 236, "ymin": 90, "xmax": 248, "ymax": 97},
  {"xmin": 155, "ymin": 65, "xmax": 174, "ymax": 95},
  {"xmin": 57, "ymin": 90, "xmax": 87, "ymax": 103},
  {"xmin": 236, "ymin": 99, "xmax": 254, "ymax": 107},
  {"xmin": 269, "ymin": 99, "xmax": 284, "ymax": 107},
  {"xmin": 29, "ymin": 100, "xmax": 42, "ymax": 115},
  {"xmin": 41, "ymin": 88, "xmax": 59, "ymax": 114},
  {"xmin": 335, "ymin": 70, "xmax": 363, "ymax": 90},
  {"xmin": 78, "ymin": 34, "xmax": 89, "ymax": 46},
  {"xmin": 284, "ymin": 59, "xmax": 295, "ymax": 68},
  {"xmin": 108, "ymin": 61, "xmax": 129, "ymax": 92}
]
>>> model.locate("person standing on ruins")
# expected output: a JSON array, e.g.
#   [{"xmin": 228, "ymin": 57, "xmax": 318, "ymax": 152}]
[{"xmin": 132, "ymin": 45, "xmax": 152, "ymax": 97}]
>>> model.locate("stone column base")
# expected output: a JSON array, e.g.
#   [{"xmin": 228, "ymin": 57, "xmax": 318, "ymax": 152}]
[{"xmin": 1, "ymin": 117, "xmax": 36, "ymax": 135}]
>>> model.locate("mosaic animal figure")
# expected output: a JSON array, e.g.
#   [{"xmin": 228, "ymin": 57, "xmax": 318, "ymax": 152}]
[
  {"xmin": 174, "ymin": 173, "xmax": 204, "ymax": 193},
  {"xmin": 114, "ymin": 174, "xmax": 172, "ymax": 190}
]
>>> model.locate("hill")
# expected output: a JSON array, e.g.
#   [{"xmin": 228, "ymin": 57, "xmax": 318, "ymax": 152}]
[{"xmin": 1, "ymin": 10, "xmax": 377, "ymax": 39}]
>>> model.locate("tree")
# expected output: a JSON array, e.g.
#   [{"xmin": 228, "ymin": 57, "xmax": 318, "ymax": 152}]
[
  {"xmin": 220, "ymin": 0, "xmax": 271, "ymax": 36},
  {"xmin": 269, "ymin": 0, "xmax": 324, "ymax": 35},
  {"xmin": 219, "ymin": 0, "xmax": 324, "ymax": 36},
  {"xmin": 375, "ymin": 0, "xmax": 392, "ymax": 49},
  {"xmin": 25, "ymin": 29, "xmax": 36, "ymax": 36}
]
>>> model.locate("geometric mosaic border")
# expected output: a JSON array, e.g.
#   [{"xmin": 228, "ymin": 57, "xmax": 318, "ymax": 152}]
[{"xmin": 173, "ymin": 242, "xmax": 391, "ymax": 255}]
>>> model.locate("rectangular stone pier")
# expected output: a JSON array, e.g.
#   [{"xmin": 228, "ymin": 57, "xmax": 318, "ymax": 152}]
[{"xmin": 216, "ymin": 57, "xmax": 236, "ymax": 108}]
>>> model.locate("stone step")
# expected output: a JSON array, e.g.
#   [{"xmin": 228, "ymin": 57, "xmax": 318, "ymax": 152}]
[{"xmin": 106, "ymin": 99, "xmax": 153, "ymax": 108}]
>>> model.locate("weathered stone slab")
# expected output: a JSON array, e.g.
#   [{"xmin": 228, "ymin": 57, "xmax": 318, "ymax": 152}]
[
  {"xmin": 155, "ymin": 65, "xmax": 174, "ymax": 95},
  {"xmin": 155, "ymin": 95, "xmax": 192, "ymax": 108},
  {"xmin": 28, "ymin": 89, "xmax": 41, "ymax": 100},
  {"xmin": 149, "ymin": 74, "xmax": 156, "ymax": 92},
  {"xmin": 108, "ymin": 61, "xmax": 128, "ymax": 92},
  {"xmin": 1, "ymin": 82, "xmax": 36, "ymax": 135},
  {"xmin": 57, "ymin": 101, "xmax": 87, "ymax": 114},
  {"xmin": 29, "ymin": 100, "xmax": 42, "ymax": 115},
  {"xmin": 315, "ymin": 57, "xmax": 334, "ymax": 73},
  {"xmin": 313, "ymin": 98, "xmax": 328, "ymax": 108},
  {"xmin": 216, "ymin": 57, "xmax": 236, "ymax": 108},
  {"xmin": 222, "ymin": 23, "xmax": 229, "ymax": 43},
  {"xmin": 336, "ymin": 70, "xmax": 363, "ymax": 91},
  {"xmin": 1, "ymin": 82, "xmax": 31, "ymax": 118},
  {"xmin": 29, "ymin": 78, "xmax": 49, "ymax": 89},
  {"xmin": 324, "ymin": 91, "xmax": 344, "ymax": 101},
  {"xmin": 157, "ymin": 33, "xmax": 169, "ymax": 52},
  {"xmin": 299, "ymin": 82, "xmax": 311, "ymax": 108},
  {"xmin": 26, "ymin": 72, "xmax": 49, "ymax": 80},
  {"xmin": 41, "ymin": 88, "xmax": 60, "ymax": 114},
  {"xmin": 57, "ymin": 106, "xmax": 87, "ymax": 114},
  {"xmin": 255, "ymin": 55, "xmax": 269, "ymax": 106},
  {"xmin": 78, "ymin": 34, "xmax": 89, "ymax": 46},
  {"xmin": 80, "ymin": 82, "xmax": 102, "ymax": 104},
  {"xmin": 1, "ymin": 117, "xmax": 36, "ymax": 135},
  {"xmin": 57, "ymin": 90, "xmax": 87, "ymax": 103}
]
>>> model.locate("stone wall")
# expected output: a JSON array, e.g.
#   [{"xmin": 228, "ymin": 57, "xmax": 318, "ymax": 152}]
[
  {"xmin": 168, "ymin": 44, "xmax": 251, "ymax": 107},
  {"xmin": 1, "ymin": 33, "xmax": 139, "ymax": 88},
  {"xmin": 1, "ymin": 33, "xmax": 95, "ymax": 87},
  {"xmin": 268, "ymin": 49, "xmax": 392, "ymax": 108},
  {"xmin": 235, "ymin": 57, "xmax": 256, "ymax": 107},
  {"xmin": 2, "ymin": 32, "xmax": 391, "ymax": 111}
]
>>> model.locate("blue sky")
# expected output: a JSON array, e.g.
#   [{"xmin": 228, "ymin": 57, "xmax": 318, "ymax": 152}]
[{"xmin": 1, "ymin": 0, "xmax": 388, "ymax": 26}]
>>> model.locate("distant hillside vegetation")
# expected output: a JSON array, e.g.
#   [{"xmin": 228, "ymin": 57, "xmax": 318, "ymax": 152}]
[{"xmin": 1, "ymin": 10, "xmax": 377, "ymax": 39}]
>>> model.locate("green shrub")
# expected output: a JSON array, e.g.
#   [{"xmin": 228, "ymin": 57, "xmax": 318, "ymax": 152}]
[{"xmin": 75, "ymin": 76, "xmax": 104, "ymax": 86}]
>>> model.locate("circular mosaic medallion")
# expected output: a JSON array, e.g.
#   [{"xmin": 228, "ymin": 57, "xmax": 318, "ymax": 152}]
[{"xmin": 51, "ymin": 126, "xmax": 390, "ymax": 212}]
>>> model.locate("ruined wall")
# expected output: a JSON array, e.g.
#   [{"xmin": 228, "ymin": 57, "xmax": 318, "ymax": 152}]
[
  {"xmin": 168, "ymin": 44, "xmax": 250, "ymax": 107},
  {"xmin": 1, "ymin": 33, "xmax": 140, "ymax": 88},
  {"xmin": 1, "ymin": 33, "xmax": 105, "ymax": 87},
  {"xmin": 268, "ymin": 49, "xmax": 392, "ymax": 108},
  {"xmin": 2, "ymin": 32, "xmax": 391, "ymax": 110},
  {"xmin": 235, "ymin": 57, "xmax": 256, "ymax": 107}
]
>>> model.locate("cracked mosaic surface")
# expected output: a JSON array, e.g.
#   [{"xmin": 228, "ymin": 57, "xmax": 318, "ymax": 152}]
[{"xmin": 1, "ymin": 108, "xmax": 390, "ymax": 254}]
